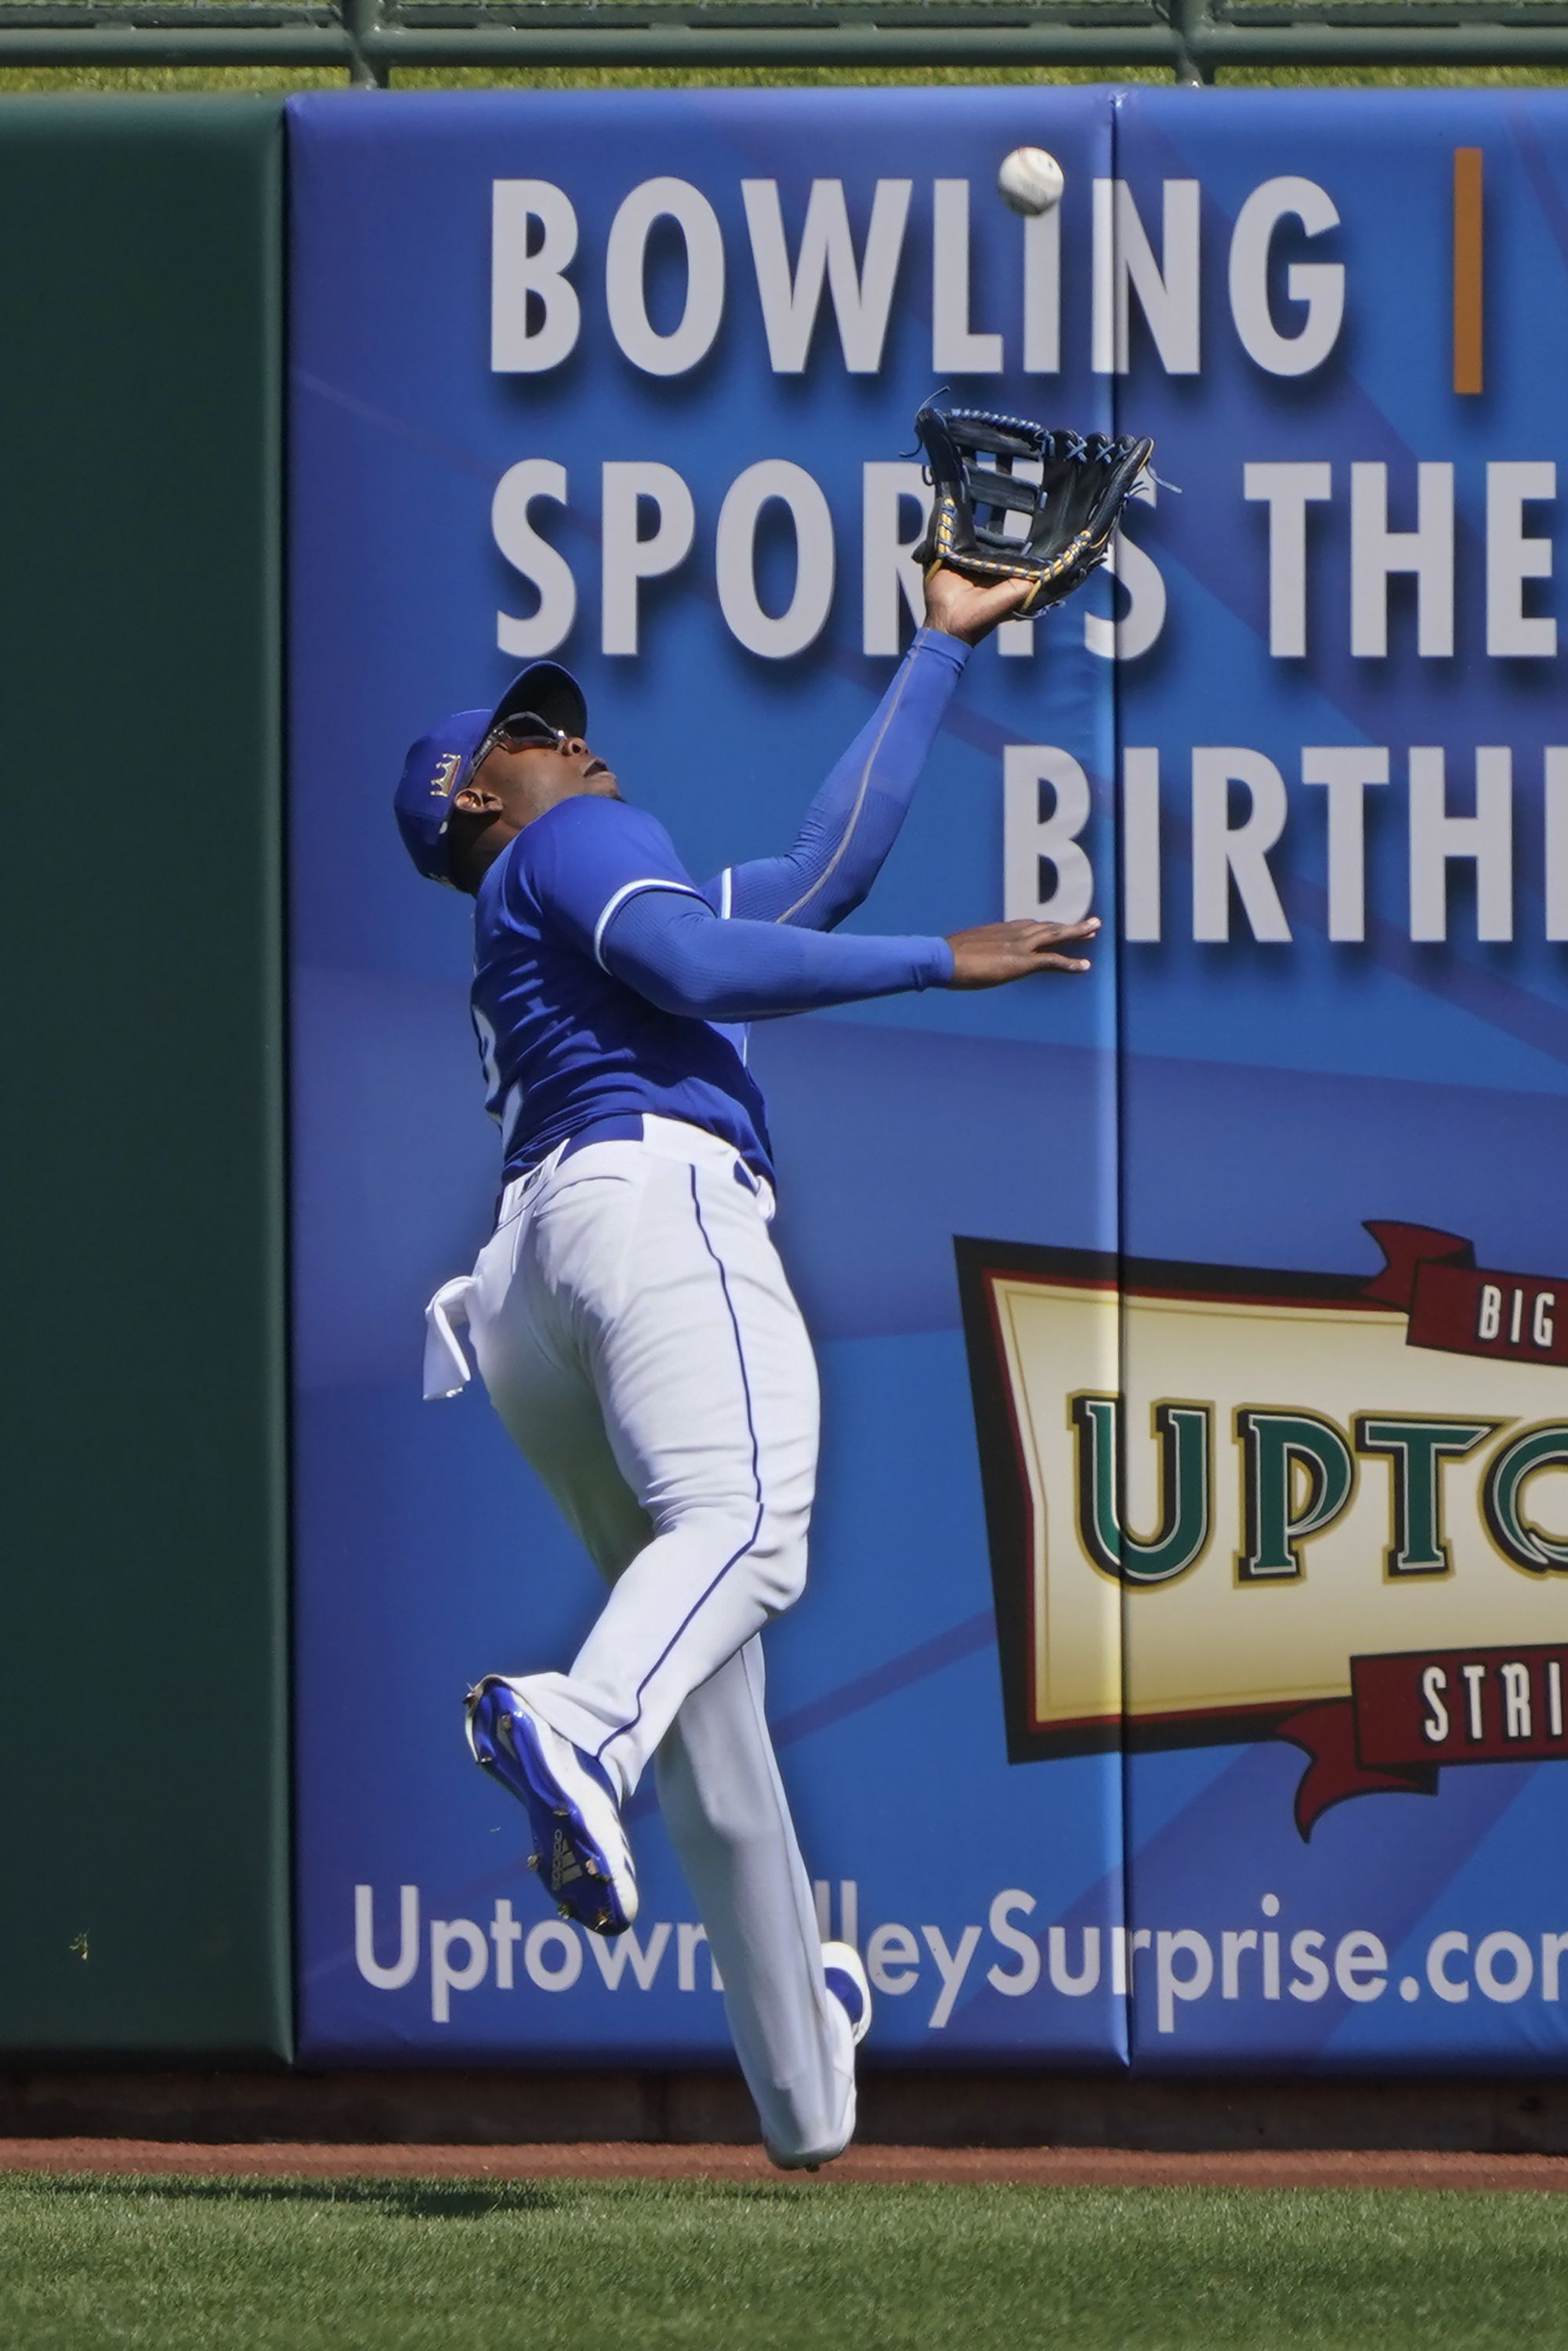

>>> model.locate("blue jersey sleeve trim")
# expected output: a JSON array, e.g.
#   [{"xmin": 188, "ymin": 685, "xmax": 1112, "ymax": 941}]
[
  {"xmin": 592, "ymin": 878, "xmax": 706, "ymax": 969},
  {"xmin": 601, "ymin": 887, "xmax": 952, "ymax": 1020},
  {"xmin": 773, "ymin": 649, "xmax": 920, "ymax": 926}
]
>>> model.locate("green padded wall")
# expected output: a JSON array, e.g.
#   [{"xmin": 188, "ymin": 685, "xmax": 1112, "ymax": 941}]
[{"xmin": 0, "ymin": 100, "xmax": 289, "ymax": 2056}]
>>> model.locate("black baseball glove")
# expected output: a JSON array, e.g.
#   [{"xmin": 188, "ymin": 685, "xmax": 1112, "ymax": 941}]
[{"xmin": 911, "ymin": 400, "xmax": 1154, "ymax": 614}]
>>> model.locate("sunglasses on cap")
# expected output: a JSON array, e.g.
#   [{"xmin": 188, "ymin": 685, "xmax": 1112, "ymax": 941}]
[{"xmin": 473, "ymin": 709, "xmax": 573, "ymax": 766}]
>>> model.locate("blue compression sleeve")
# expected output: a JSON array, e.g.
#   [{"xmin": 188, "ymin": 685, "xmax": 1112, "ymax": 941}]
[
  {"xmin": 706, "ymin": 629, "xmax": 970, "ymax": 931},
  {"xmin": 602, "ymin": 886, "xmax": 954, "ymax": 1021}
]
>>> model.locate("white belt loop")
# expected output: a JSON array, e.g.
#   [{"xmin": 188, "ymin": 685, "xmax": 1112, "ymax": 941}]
[
  {"xmin": 423, "ymin": 1275, "xmax": 478, "ymax": 1401},
  {"xmin": 636, "ymin": 1114, "xmax": 773, "ymax": 1214},
  {"xmin": 495, "ymin": 1137, "xmax": 571, "ymax": 1231}
]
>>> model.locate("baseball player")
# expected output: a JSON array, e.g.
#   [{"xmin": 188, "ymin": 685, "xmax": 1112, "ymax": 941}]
[{"xmin": 397, "ymin": 563, "xmax": 1098, "ymax": 2168}]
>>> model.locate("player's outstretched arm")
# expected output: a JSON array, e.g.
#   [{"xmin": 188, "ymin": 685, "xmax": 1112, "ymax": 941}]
[
  {"xmin": 707, "ymin": 567, "xmax": 1031, "ymax": 933},
  {"xmin": 601, "ymin": 889, "xmax": 1099, "ymax": 1022}
]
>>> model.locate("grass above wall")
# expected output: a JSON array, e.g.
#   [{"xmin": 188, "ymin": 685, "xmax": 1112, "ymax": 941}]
[
  {"xmin": 0, "ymin": 61, "xmax": 1566, "ymax": 93},
  {"xmin": 2, "ymin": 2174, "xmax": 1567, "ymax": 2351}
]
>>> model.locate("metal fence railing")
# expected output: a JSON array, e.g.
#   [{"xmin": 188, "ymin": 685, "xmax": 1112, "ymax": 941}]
[{"xmin": 2, "ymin": 0, "xmax": 1566, "ymax": 85}]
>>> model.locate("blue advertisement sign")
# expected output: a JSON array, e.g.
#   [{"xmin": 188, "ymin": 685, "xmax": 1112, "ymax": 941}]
[
  {"xmin": 288, "ymin": 85, "xmax": 1567, "ymax": 2074},
  {"xmin": 288, "ymin": 86, "xmax": 1124, "ymax": 2066},
  {"xmin": 1101, "ymin": 89, "xmax": 1568, "ymax": 2066}
]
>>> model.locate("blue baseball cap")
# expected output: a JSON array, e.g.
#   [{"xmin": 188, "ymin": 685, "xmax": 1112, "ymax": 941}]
[{"xmin": 394, "ymin": 659, "xmax": 588, "ymax": 886}]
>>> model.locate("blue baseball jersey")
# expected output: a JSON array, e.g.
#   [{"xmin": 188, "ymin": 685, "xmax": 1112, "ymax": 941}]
[
  {"xmin": 471, "ymin": 795, "xmax": 773, "ymax": 1182},
  {"xmin": 465, "ymin": 631, "xmax": 972, "ymax": 1190}
]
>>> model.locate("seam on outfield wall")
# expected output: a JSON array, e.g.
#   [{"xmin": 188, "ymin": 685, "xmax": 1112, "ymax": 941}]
[
  {"xmin": 1111, "ymin": 85, "xmax": 1135, "ymax": 2079},
  {"xmin": 273, "ymin": 96, "xmax": 298, "ymax": 2065}
]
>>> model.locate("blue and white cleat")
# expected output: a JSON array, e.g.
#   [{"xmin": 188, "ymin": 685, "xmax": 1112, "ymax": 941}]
[
  {"xmin": 464, "ymin": 1675, "xmax": 638, "ymax": 1937},
  {"xmin": 821, "ymin": 1940, "xmax": 872, "ymax": 2047}
]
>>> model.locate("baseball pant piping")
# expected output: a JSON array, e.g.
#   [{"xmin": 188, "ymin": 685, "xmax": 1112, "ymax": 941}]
[
  {"xmin": 586, "ymin": 1162, "xmax": 767, "ymax": 1774},
  {"xmin": 468, "ymin": 1119, "xmax": 817, "ymax": 1801},
  {"xmin": 655, "ymin": 1640, "xmax": 855, "ymax": 2168},
  {"xmin": 463, "ymin": 1117, "xmax": 852, "ymax": 2163}
]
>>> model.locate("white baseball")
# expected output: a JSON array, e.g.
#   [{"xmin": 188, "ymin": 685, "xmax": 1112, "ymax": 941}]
[{"xmin": 997, "ymin": 147, "xmax": 1064, "ymax": 217}]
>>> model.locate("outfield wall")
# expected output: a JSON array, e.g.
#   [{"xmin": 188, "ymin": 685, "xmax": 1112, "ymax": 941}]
[
  {"xmin": 0, "ymin": 101, "xmax": 291, "ymax": 2059},
  {"xmin": 3, "ymin": 88, "xmax": 1566, "ymax": 2079},
  {"xmin": 289, "ymin": 87, "xmax": 1568, "ymax": 2076}
]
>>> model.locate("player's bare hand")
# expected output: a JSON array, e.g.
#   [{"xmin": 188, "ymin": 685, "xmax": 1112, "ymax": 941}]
[
  {"xmin": 922, "ymin": 565, "xmax": 1034, "ymax": 646},
  {"xmin": 944, "ymin": 917, "xmax": 1100, "ymax": 987}
]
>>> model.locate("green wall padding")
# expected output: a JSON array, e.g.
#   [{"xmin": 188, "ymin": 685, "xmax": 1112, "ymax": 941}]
[{"xmin": 0, "ymin": 100, "xmax": 289, "ymax": 2058}]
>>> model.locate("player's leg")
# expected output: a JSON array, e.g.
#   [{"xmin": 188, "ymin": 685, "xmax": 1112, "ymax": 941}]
[
  {"xmin": 472, "ymin": 1366, "xmax": 856, "ymax": 2163},
  {"xmin": 469, "ymin": 1196, "xmax": 860, "ymax": 2158},
  {"xmin": 505, "ymin": 1132, "xmax": 820, "ymax": 1802},
  {"xmin": 470, "ymin": 1255, "xmax": 654, "ymax": 1588},
  {"xmin": 462, "ymin": 1207, "xmax": 656, "ymax": 1929},
  {"xmin": 654, "ymin": 1637, "xmax": 857, "ymax": 2167}
]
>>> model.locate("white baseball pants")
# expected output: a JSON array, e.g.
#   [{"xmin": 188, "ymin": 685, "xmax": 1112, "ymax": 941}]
[{"xmin": 454, "ymin": 1114, "xmax": 855, "ymax": 2167}]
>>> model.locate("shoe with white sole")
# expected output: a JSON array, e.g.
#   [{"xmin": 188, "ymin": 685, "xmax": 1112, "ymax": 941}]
[
  {"xmin": 822, "ymin": 1939, "xmax": 872, "ymax": 2047},
  {"xmin": 464, "ymin": 1675, "xmax": 638, "ymax": 1937}
]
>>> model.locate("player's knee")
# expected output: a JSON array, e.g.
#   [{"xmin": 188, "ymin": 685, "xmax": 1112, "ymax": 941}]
[
  {"xmin": 763, "ymin": 1548, "xmax": 809, "ymax": 1614},
  {"xmin": 751, "ymin": 1511, "xmax": 809, "ymax": 1613},
  {"xmin": 667, "ymin": 1494, "xmax": 809, "ymax": 1611}
]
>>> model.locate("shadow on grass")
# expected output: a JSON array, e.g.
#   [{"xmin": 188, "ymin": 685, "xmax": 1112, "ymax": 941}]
[
  {"xmin": 13, "ymin": 2175, "xmax": 574, "ymax": 2221},
  {"xmin": 9, "ymin": 2172, "xmax": 852, "ymax": 2222}
]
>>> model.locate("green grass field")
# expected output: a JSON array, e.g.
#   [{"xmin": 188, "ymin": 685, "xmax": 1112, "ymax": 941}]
[{"xmin": 2, "ymin": 2175, "xmax": 1566, "ymax": 2351}]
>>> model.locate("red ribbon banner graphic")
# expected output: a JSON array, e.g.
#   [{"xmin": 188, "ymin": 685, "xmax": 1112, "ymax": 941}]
[
  {"xmin": 1278, "ymin": 1643, "xmax": 1568, "ymax": 1838},
  {"xmin": 1363, "ymin": 1221, "xmax": 1568, "ymax": 1365}
]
